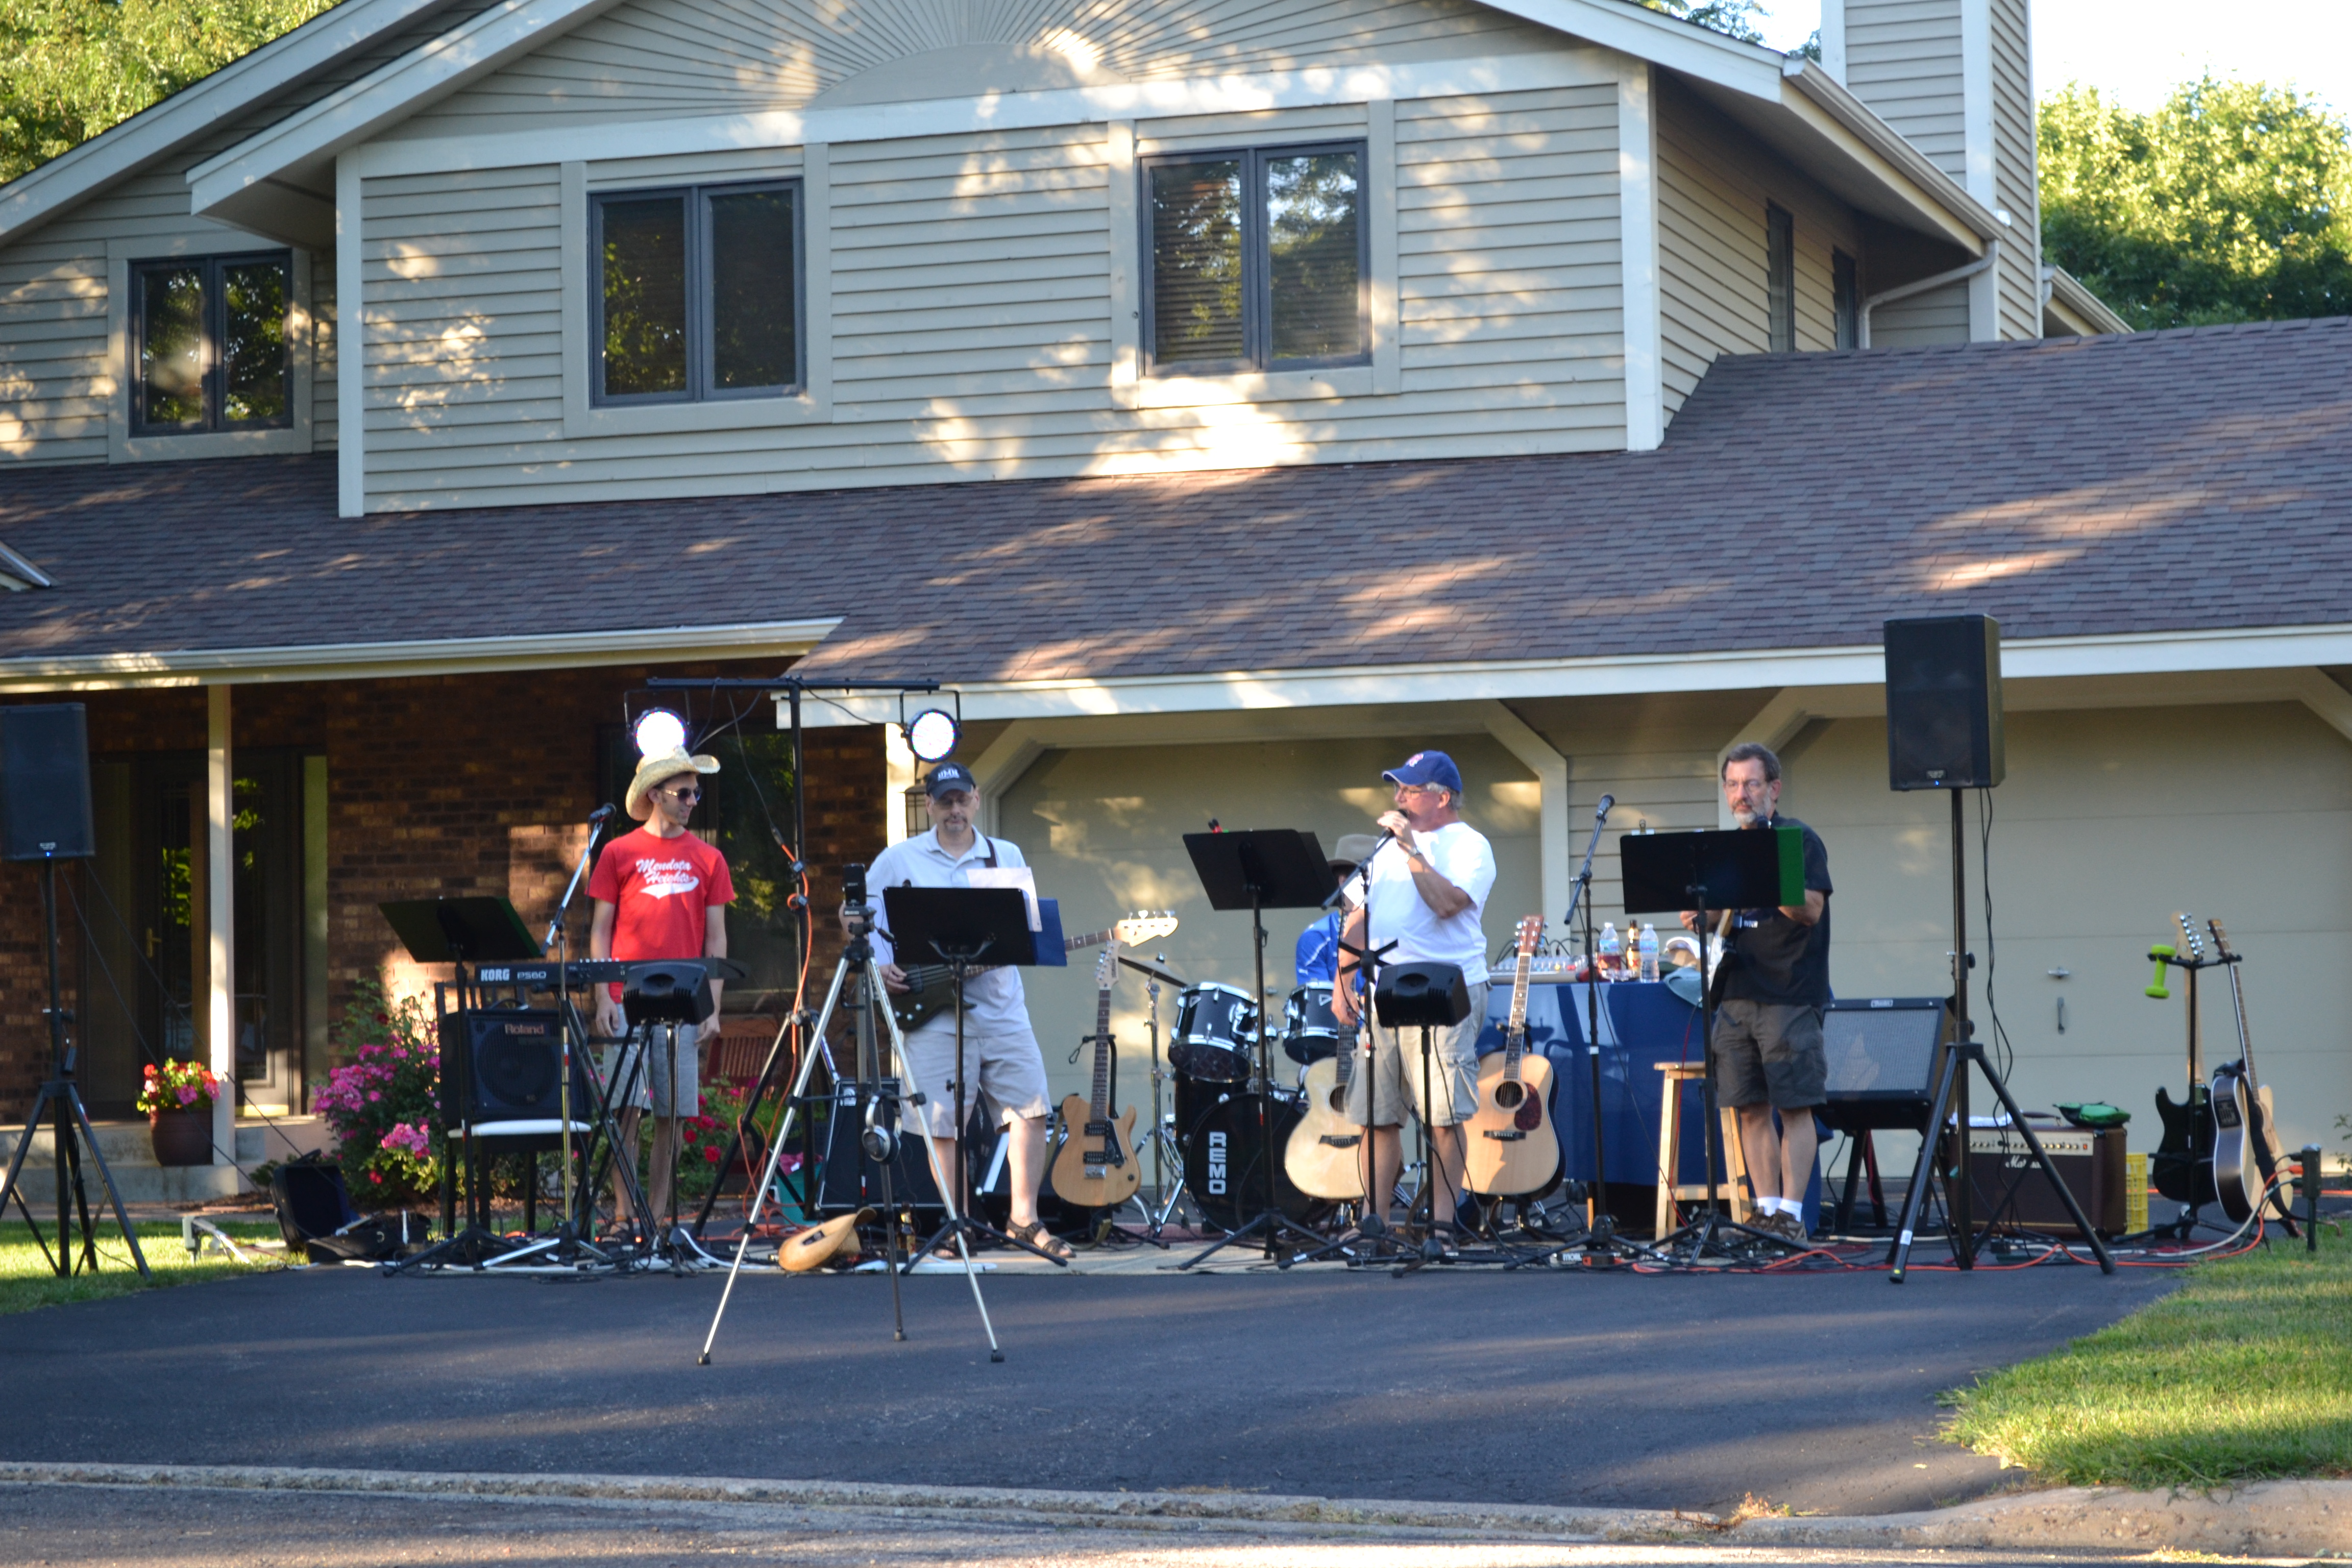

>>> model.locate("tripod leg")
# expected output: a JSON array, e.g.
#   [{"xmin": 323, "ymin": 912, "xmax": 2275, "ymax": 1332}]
[
  {"xmin": 0, "ymin": 1091, "xmax": 56, "ymax": 1265},
  {"xmin": 695, "ymin": 1010, "xmax": 798, "ymax": 1235},
  {"xmin": 1889, "ymin": 1040, "xmax": 1963, "ymax": 1283},
  {"xmin": 699, "ymin": 957, "xmax": 852, "ymax": 1364},
  {"xmin": 875, "ymin": 964, "xmax": 1000, "ymax": 1360},
  {"xmin": 1977, "ymin": 1059, "xmax": 2116, "ymax": 1273},
  {"xmin": 67, "ymin": 1089, "xmax": 148, "ymax": 1277}
]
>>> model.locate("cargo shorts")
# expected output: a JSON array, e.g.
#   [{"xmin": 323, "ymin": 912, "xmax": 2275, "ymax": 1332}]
[{"xmin": 1709, "ymin": 999, "xmax": 1827, "ymax": 1110}]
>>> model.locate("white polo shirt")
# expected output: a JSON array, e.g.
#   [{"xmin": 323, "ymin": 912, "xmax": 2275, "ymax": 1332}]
[{"xmin": 864, "ymin": 827, "xmax": 1034, "ymax": 1039}]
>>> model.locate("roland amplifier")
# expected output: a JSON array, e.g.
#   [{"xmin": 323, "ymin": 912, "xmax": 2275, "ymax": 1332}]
[{"xmin": 1939, "ymin": 1123, "xmax": 2127, "ymax": 1238}]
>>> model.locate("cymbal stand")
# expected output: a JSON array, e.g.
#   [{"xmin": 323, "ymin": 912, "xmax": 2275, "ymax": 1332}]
[{"xmin": 1137, "ymin": 959, "xmax": 1189, "ymax": 1239}]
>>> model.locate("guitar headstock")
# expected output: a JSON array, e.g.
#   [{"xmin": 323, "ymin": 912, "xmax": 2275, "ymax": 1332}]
[
  {"xmin": 1115, "ymin": 910, "xmax": 1179, "ymax": 946},
  {"xmin": 1515, "ymin": 915, "xmax": 1545, "ymax": 957},
  {"xmin": 1095, "ymin": 943, "xmax": 1119, "ymax": 989},
  {"xmin": 2175, "ymin": 912, "xmax": 2207, "ymax": 961},
  {"xmin": 2206, "ymin": 916, "xmax": 2236, "ymax": 961}
]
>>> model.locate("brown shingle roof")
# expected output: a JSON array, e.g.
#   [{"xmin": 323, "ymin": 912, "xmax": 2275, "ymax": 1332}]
[{"xmin": 2, "ymin": 316, "xmax": 2348, "ymax": 683}]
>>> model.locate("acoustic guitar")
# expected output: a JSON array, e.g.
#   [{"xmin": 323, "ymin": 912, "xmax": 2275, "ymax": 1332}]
[
  {"xmin": 2151, "ymin": 911, "xmax": 2221, "ymax": 1209},
  {"xmin": 2206, "ymin": 917, "xmax": 2296, "ymax": 1229},
  {"xmin": 1464, "ymin": 915, "xmax": 1561, "ymax": 1198},
  {"xmin": 891, "ymin": 911, "xmax": 1178, "ymax": 1033},
  {"xmin": 1284, "ymin": 1007, "xmax": 1367, "ymax": 1203},
  {"xmin": 1047, "ymin": 946, "xmax": 1141, "ymax": 1211}
]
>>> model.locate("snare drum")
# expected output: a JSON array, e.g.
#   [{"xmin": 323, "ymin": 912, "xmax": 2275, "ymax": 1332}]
[
  {"xmin": 1281, "ymin": 982, "xmax": 1342, "ymax": 1065},
  {"xmin": 1170, "ymin": 982, "xmax": 1258, "ymax": 1082}
]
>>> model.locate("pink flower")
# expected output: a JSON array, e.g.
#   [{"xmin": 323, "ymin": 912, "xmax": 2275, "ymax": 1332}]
[{"xmin": 176, "ymin": 1086, "xmax": 197, "ymax": 1106}]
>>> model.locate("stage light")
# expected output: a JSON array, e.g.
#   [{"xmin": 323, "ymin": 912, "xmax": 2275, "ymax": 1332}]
[
  {"xmin": 904, "ymin": 708, "xmax": 959, "ymax": 763},
  {"xmin": 633, "ymin": 708, "xmax": 688, "ymax": 757}
]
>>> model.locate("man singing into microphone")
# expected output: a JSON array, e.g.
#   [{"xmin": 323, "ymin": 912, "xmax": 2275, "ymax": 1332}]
[{"xmin": 1331, "ymin": 751, "xmax": 1496, "ymax": 1248}]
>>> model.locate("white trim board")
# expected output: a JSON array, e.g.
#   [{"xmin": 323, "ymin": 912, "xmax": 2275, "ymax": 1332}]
[{"xmin": 0, "ymin": 619, "xmax": 837, "ymax": 692}]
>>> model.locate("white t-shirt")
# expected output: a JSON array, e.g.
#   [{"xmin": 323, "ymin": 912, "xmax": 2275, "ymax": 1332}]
[
  {"xmin": 865, "ymin": 828, "xmax": 1033, "ymax": 1039},
  {"xmin": 1365, "ymin": 820, "xmax": 1497, "ymax": 975}
]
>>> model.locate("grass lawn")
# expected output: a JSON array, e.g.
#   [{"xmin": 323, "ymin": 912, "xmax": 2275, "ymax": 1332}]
[
  {"xmin": 0, "ymin": 1217, "xmax": 285, "ymax": 1315},
  {"xmin": 1943, "ymin": 1224, "xmax": 2352, "ymax": 1488}
]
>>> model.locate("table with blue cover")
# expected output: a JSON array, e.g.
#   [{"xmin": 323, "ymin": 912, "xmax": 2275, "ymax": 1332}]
[{"xmin": 1471, "ymin": 979, "xmax": 1822, "ymax": 1227}]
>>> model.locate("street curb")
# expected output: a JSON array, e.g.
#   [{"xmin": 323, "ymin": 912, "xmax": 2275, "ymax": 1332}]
[{"xmin": 4, "ymin": 1460, "xmax": 2348, "ymax": 1554}]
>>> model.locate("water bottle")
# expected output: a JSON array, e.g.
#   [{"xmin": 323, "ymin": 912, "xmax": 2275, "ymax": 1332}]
[
  {"xmin": 1638, "ymin": 922, "xmax": 1659, "ymax": 982},
  {"xmin": 1599, "ymin": 921, "xmax": 1622, "ymax": 978}
]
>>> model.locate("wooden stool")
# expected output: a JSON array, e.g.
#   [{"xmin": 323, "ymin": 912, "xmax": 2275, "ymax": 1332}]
[{"xmin": 1654, "ymin": 1064, "xmax": 1751, "ymax": 1236}]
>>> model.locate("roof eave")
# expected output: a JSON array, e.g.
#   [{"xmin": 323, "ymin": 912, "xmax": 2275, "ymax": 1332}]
[
  {"xmin": 2044, "ymin": 264, "xmax": 2134, "ymax": 335},
  {"xmin": 1776, "ymin": 59, "xmax": 2004, "ymax": 247}
]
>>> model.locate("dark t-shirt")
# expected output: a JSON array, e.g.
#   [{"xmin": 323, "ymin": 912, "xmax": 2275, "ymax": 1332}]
[{"xmin": 1721, "ymin": 815, "xmax": 1832, "ymax": 1008}]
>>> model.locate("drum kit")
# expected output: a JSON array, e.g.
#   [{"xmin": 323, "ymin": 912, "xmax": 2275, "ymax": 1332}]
[{"xmin": 1152, "ymin": 975, "xmax": 1345, "ymax": 1234}]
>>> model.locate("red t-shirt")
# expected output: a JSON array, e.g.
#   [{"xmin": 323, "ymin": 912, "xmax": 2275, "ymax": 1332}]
[{"xmin": 589, "ymin": 827, "xmax": 735, "ymax": 997}]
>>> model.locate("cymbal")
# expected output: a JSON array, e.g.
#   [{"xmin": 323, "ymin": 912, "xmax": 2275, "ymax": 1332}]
[{"xmin": 1117, "ymin": 953, "xmax": 1190, "ymax": 989}]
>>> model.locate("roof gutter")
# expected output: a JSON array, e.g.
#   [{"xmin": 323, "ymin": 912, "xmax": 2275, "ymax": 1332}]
[{"xmin": 1859, "ymin": 240, "xmax": 1999, "ymax": 348}]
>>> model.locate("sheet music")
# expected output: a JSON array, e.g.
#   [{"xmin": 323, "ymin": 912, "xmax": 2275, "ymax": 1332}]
[{"xmin": 967, "ymin": 866, "xmax": 1042, "ymax": 931}]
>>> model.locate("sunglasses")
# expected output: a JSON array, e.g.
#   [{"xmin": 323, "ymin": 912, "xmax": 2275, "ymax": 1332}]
[{"xmin": 659, "ymin": 786, "xmax": 702, "ymax": 802}]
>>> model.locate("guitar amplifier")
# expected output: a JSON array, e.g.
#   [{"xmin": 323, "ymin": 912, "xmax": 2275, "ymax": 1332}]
[
  {"xmin": 1939, "ymin": 1123, "xmax": 2128, "ymax": 1238},
  {"xmin": 812, "ymin": 1080, "xmax": 946, "ymax": 1216}
]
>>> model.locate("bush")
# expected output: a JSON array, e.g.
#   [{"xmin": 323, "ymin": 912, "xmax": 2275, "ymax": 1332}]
[{"xmin": 311, "ymin": 978, "xmax": 443, "ymax": 1208}]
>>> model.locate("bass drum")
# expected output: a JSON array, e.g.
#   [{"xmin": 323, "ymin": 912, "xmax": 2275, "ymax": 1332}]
[{"xmin": 1183, "ymin": 1091, "xmax": 1326, "ymax": 1234}]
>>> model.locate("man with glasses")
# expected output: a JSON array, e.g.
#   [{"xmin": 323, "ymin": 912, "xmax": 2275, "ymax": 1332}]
[
  {"xmin": 590, "ymin": 745, "xmax": 734, "ymax": 1226},
  {"xmin": 1330, "ymin": 751, "xmax": 1496, "ymax": 1249}
]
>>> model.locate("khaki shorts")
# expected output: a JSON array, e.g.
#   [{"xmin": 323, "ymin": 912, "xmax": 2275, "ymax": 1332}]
[
  {"xmin": 1342, "ymin": 981, "xmax": 1489, "ymax": 1129},
  {"xmin": 602, "ymin": 1021, "xmax": 701, "ymax": 1118},
  {"xmin": 898, "ymin": 1022, "xmax": 1052, "ymax": 1139},
  {"xmin": 1710, "ymin": 1000, "xmax": 1827, "ymax": 1110}
]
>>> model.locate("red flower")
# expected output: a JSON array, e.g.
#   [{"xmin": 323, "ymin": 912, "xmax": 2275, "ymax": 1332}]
[{"xmin": 702, "ymin": 1146, "xmax": 723, "ymax": 1164}]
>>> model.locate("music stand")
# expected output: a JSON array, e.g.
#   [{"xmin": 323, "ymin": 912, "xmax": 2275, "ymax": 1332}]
[
  {"xmin": 885, "ymin": 886, "xmax": 1068, "ymax": 1266},
  {"xmin": 1621, "ymin": 829, "xmax": 1801, "ymax": 1257},
  {"xmin": 378, "ymin": 897, "xmax": 543, "ymax": 1272},
  {"xmin": 1177, "ymin": 829, "xmax": 1333, "ymax": 1268}
]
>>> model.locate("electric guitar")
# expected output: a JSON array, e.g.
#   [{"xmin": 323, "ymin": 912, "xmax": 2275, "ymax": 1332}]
[
  {"xmin": 1465, "ymin": 915, "xmax": 1560, "ymax": 1198},
  {"xmin": 1285, "ymin": 1004, "xmax": 1367, "ymax": 1203},
  {"xmin": 2206, "ymin": 918, "xmax": 2297, "ymax": 1230},
  {"xmin": 890, "ymin": 911, "xmax": 1178, "ymax": 1033},
  {"xmin": 1048, "ymin": 945, "xmax": 1141, "ymax": 1211},
  {"xmin": 2151, "ymin": 911, "xmax": 2221, "ymax": 1208}
]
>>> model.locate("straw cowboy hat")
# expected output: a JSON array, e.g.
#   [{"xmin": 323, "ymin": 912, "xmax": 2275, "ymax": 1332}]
[{"xmin": 625, "ymin": 747, "xmax": 719, "ymax": 820}]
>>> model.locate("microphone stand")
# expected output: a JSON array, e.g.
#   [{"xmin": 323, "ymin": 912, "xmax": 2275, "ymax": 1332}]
[
  {"xmin": 1565, "ymin": 795, "xmax": 1618, "ymax": 1245},
  {"xmin": 543, "ymin": 805, "xmax": 614, "ymax": 1261}
]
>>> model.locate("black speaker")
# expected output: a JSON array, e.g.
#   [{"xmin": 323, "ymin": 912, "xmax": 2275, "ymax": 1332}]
[
  {"xmin": 1374, "ymin": 962, "xmax": 1471, "ymax": 1028},
  {"xmin": 812, "ymin": 1079, "xmax": 946, "ymax": 1216},
  {"xmin": 1, "ymin": 703, "xmax": 95, "ymax": 861},
  {"xmin": 439, "ymin": 1009, "xmax": 594, "ymax": 1126},
  {"xmin": 1817, "ymin": 996, "xmax": 1947, "ymax": 1134},
  {"xmin": 1885, "ymin": 615, "xmax": 2004, "ymax": 790}
]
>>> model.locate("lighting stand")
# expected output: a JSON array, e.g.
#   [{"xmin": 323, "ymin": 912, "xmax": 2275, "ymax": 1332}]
[
  {"xmin": 0, "ymin": 856, "xmax": 148, "ymax": 1281},
  {"xmin": 1889, "ymin": 790, "xmax": 2115, "ymax": 1281}
]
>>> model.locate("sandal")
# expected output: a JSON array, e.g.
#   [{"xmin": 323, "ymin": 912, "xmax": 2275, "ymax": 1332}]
[{"xmin": 1009, "ymin": 1219, "xmax": 1075, "ymax": 1263}]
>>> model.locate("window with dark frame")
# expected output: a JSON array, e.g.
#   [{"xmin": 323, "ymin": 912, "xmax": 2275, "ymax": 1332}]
[
  {"xmin": 130, "ymin": 252, "xmax": 293, "ymax": 434},
  {"xmin": 1833, "ymin": 249, "xmax": 1859, "ymax": 350},
  {"xmin": 1144, "ymin": 142, "xmax": 1368, "ymax": 375},
  {"xmin": 1766, "ymin": 204, "xmax": 1796, "ymax": 353},
  {"xmin": 594, "ymin": 179, "xmax": 800, "ymax": 405}
]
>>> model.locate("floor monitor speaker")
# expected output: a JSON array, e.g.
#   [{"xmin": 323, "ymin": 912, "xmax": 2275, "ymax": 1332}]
[
  {"xmin": 1817, "ymin": 996, "xmax": 1946, "ymax": 1135},
  {"xmin": 1885, "ymin": 615, "xmax": 2004, "ymax": 790},
  {"xmin": 1, "ymin": 703, "xmax": 95, "ymax": 861}
]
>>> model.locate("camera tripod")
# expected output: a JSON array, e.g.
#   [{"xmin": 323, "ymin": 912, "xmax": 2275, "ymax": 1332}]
[{"xmin": 701, "ymin": 876, "xmax": 1000, "ymax": 1364}]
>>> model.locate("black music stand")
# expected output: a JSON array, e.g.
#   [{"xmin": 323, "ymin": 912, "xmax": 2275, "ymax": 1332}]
[
  {"xmin": 378, "ymin": 897, "xmax": 542, "ymax": 1272},
  {"xmin": 886, "ymin": 886, "xmax": 1068, "ymax": 1267},
  {"xmin": 1177, "ymin": 829, "xmax": 1333, "ymax": 1268},
  {"xmin": 1621, "ymin": 829, "xmax": 1800, "ymax": 1258}
]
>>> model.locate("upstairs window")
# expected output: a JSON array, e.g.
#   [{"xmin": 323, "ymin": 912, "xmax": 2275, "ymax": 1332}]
[
  {"xmin": 1833, "ymin": 249, "xmax": 1859, "ymax": 350},
  {"xmin": 1145, "ymin": 143, "xmax": 1367, "ymax": 375},
  {"xmin": 1766, "ymin": 204, "xmax": 1796, "ymax": 353},
  {"xmin": 131, "ymin": 253, "xmax": 292, "ymax": 433},
  {"xmin": 594, "ymin": 180, "xmax": 800, "ymax": 404}
]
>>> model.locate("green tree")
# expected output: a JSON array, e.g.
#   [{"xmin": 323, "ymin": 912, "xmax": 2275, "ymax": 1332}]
[
  {"xmin": 1, "ymin": 0, "xmax": 339, "ymax": 185},
  {"xmin": 1637, "ymin": 0, "xmax": 1765, "ymax": 46},
  {"xmin": 2040, "ymin": 77, "xmax": 2352, "ymax": 329}
]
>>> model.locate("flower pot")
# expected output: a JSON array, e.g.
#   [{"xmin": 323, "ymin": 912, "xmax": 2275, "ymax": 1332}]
[{"xmin": 150, "ymin": 1107, "xmax": 212, "ymax": 1167}]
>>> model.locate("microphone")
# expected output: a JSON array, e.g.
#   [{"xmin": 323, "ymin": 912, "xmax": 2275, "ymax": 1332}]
[
  {"xmin": 1594, "ymin": 793, "xmax": 1615, "ymax": 821},
  {"xmin": 588, "ymin": 803, "xmax": 616, "ymax": 824}
]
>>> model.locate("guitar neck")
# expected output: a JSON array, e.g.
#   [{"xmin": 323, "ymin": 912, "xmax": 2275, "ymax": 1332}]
[{"xmin": 1091, "ymin": 980, "xmax": 1115, "ymax": 1114}]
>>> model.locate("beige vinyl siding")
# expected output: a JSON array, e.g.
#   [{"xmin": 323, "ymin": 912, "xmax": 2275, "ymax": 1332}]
[
  {"xmin": 401, "ymin": 0, "xmax": 1554, "ymax": 137},
  {"xmin": 1654, "ymin": 87, "xmax": 1859, "ymax": 420},
  {"xmin": 361, "ymin": 89, "xmax": 1628, "ymax": 510},
  {"xmin": 1872, "ymin": 277, "xmax": 1970, "ymax": 346},
  {"xmin": 1989, "ymin": 0, "xmax": 2039, "ymax": 339},
  {"xmin": 1841, "ymin": 0, "xmax": 1966, "ymax": 182}
]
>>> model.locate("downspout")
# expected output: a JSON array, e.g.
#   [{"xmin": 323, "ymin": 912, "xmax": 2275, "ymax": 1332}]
[{"xmin": 1860, "ymin": 239, "xmax": 1999, "ymax": 348}]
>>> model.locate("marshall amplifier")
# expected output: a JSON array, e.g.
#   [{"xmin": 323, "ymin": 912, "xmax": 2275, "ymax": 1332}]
[{"xmin": 1939, "ymin": 1123, "xmax": 2128, "ymax": 1238}]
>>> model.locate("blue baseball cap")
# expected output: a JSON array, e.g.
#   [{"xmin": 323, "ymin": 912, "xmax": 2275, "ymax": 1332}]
[
  {"xmin": 923, "ymin": 763, "xmax": 978, "ymax": 798},
  {"xmin": 1383, "ymin": 750, "xmax": 1463, "ymax": 794}
]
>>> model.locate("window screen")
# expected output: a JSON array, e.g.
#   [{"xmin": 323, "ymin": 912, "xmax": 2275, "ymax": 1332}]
[
  {"xmin": 1766, "ymin": 204, "xmax": 1796, "ymax": 353},
  {"xmin": 594, "ymin": 180, "xmax": 800, "ymax": 404},
  {"xmin": 132, "ymin": 253, "xmax": 292, "ymax": 434}
]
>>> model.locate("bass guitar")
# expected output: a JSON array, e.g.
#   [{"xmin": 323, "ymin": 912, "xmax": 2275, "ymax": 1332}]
[
  {"xmin": 890, "ymin": 911, "xmax": 1178, "ymax": 1033},
  {"xmin": 2150, "ymin": 911, "xmax": 2220, "ymax": 1209},
  {"xmin": 1048, "ymin": 945, "xmax": 1141, "ymax": 1211},
  {"xmin": 1285, "ymin": 1010, "xmax": 1367, "ymax": 1203},
  {"xmin": 1464, "ymin": 915, "xmax": 1561, "ymax": 1198},
  {"xmin": 2206, "ymin": 917, "xmax": 2297, "ymax": 1230}
]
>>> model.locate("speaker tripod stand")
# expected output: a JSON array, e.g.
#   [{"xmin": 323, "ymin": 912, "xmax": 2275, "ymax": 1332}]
[{"xmin": 0, "ymin": 854, "xmax": 148, "ymax": 1281}]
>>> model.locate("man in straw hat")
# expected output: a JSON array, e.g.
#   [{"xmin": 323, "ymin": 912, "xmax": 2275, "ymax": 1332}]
[{"xmin": 590, "ymin": 745, "xmax": 734, "ymax": 1228}]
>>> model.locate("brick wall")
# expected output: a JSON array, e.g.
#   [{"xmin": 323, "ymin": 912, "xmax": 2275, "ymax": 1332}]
[{"xmin": 0, "ymin": 670, "xmax": 885, "ymax": 1118}]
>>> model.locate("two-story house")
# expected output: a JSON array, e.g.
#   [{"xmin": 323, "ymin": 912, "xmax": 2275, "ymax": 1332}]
[{"xmin": 1, "ymin": 0, "xmax": 2345, "ymax": 1199}]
